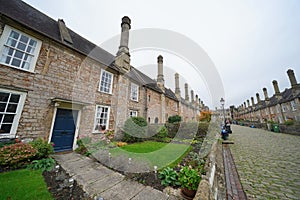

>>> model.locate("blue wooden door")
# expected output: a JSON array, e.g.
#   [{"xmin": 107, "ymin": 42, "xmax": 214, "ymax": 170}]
[{"xmin": 51, "ymin": 109, "xmax": 78, "ymax": 152}]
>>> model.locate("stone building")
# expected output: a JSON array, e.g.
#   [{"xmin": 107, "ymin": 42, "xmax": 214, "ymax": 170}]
[
  {"xmin": 0, "ymin": 0, "xmax": 204, "ymax": 152},
  {"xmin": 232, "ymin": 69, "xmax": 300, "ymax": 123}
]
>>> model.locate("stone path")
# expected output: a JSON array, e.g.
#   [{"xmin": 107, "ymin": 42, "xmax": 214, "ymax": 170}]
[
  {"xmin": 52, "ymin": 153, "xmax": 179, "ymax": 200},
  {"xmin": 230, "ymin": 125, "xmax": 300, "ymax": 200}
]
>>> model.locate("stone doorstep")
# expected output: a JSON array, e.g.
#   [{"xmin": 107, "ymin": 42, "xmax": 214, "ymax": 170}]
[
  {"xmin": 99, "ymin": 180, "xmax": 145, "ymax": 200},
  {"xmin": 85, "ymin": 173, "xmax": 124, "ymax": 196},
  {"xmin": 74, "ymin": 166, "xmax": 115, "ymax": 185}
]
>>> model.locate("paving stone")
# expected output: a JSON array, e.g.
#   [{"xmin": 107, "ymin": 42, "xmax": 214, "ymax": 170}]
[
  {"xmin": 230, "ymin": 125, "xmax": 300, "ymax": 199},
  {"xmin": 99, "ymin": 180, "xmax": 145, "ymax": 200},
  {"xmin": 131, "ymin": 186, "xmax": 169, "ymax": 200}
]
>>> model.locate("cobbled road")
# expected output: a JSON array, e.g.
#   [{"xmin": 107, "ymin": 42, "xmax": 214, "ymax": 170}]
[{"xmin": 229, "ymin": 125, "xmax": 300, "ymax": 200}]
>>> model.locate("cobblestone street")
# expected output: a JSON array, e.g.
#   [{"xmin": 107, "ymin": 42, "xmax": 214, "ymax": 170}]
[{"xmin": 229, "ymin": 125, "xmax": 300, "ymax": 200}]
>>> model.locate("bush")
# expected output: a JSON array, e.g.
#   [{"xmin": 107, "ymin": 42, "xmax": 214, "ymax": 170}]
[
  {"xmin": 151, "ymin": 126, "xmax": 169, "ymax": 142},
  {"xmin": 178, "ymin": 166, "xmax": 201, "ymax": 190},
  {"xmin": 30, "ymin": 138, "xmax": 54, "ymax": 159},
  {"xmin": 284, "ymin": 119, "xmax": 294, "ymax": 126},
  {"xmin": 123, "ymin": 117, "xmax": 148, "ymax": 143},
  {"xmin": 0, "ymin": 138, "xmax": 16, "ymax": 148},
  {"xmin": 168, "ymin": 115, "xmax": 182, "ymax": 123},
  {"xmin": 158, "ymin": 167, "xmax": 180, "ymax": 187},
  {"xmin": 165, "ymin": 122, "xmax": 180, "ymax": 138},
  {"xmin": 27, "ymin": 158, "xmax": 55, "ymax": 172},
  {"xmin": 0, "ymin": 143, "xmax": 37, "ymax": 168}
]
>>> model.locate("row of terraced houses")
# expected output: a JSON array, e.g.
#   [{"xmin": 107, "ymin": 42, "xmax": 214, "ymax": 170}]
[
  {"xmin": 231, "ymin": 69, "xmax": 300, "ymax": 124},
  {"xmin": 0, "ymin": 0, "xmax": 207, "ymax": 152}
]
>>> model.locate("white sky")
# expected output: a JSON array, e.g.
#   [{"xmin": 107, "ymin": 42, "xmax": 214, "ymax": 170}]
[{"xmin": 23, "ymin": 0, "xmax": 300, "ymax": 109}]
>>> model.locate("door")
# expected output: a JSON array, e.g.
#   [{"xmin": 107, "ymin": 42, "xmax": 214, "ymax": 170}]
[{"xmin": 51, "ymin": 108, "xmax": 78, "ymax": 152}]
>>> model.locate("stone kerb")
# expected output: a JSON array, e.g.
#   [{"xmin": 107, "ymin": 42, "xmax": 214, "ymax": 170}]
[{"xmin": 194, "ymin": 122, "xmax": 226, "ymax": 200}]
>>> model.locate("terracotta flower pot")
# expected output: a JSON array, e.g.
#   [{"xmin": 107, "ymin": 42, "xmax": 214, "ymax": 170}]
[{"xmin": 181, "ymin": 188, "xmax": 197, "ymax": 200}]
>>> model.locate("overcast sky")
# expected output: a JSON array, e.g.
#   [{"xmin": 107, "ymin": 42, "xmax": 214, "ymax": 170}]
[{"xmin": 23, "ymin": 0, "xmax": 300, "ymax": 109}]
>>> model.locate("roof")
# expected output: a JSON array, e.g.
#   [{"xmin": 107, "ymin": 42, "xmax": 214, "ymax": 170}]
[{"xmin": 0, "ymin": 0, "xmax": 117, "ymax": 69}]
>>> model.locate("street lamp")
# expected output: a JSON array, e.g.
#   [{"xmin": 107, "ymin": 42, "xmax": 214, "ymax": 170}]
[{"xmin": 220, "ymin": 98, "xmax": 225, "ymax": 123}]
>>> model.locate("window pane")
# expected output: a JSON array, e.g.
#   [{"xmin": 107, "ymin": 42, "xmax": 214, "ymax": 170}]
[
  {"xmin": 17, "ymin": 42, "xmax": 26, "ymax": 51},
  {"xmin": 0, "ymin": 92, "xmax": 9, "ymax": 102},
  {"xmin": 14, "ymin": 50, "xmax": 24, "ymax": 59},
  {"xmin": 0, "ymin": 124, "xmax": 12, "ymax": 134},
  {"xmin": 8, "ymin": 48, "xmax": 14, "ymax": 56},
  {"xmin": 11, "ymin": 58, "xmax": 21, "ymax": 67},
  {"xmin": 0, "ymin": 114, "xmax": 2, "ymax": 121},
  {"xmin": 29, "ymin": 39, "xmax": 37, "ymax": 47},
  {"xmin": 6, "ymin": 104, "xmax": 17, "ymax": 113},
  {"xmin": 10, "ymin": 31, "xmax": 19, "ymax": 39},
  {"xmin": 3, "ymin": 114, "xmax": 14, "ymax": 123},
  {"xmin": 6, "ymin": 38, "xmax": 17, "ymax": 47},
  {"xmin": 10, "ymin": 94, "xmax": 20, "ymax": 103},
  {"xmin": 20, "ymin": 35, "xmax": 29, "ymax": 43}
]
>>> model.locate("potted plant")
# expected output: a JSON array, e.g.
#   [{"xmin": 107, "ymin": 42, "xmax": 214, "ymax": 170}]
[{"xmin": 178, "ymin": 166, "xmax": 201, "ymax": 199}]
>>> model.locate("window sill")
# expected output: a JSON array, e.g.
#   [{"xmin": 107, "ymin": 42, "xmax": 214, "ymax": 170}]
[
  {"xmin": 0, "ymin": 63, "xmax": 36, "ymax": 74},
  {"xmin": 98, "ymin": 90, "xmax": 113, "ymax": 95}
]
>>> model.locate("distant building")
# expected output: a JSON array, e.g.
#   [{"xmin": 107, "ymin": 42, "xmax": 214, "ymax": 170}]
[
  {"xmin": 232, "ymin": 69, "xmax": 300, "ymax": 123},
  {"xmin": 0, "ymin": 0, "xmax": 207, "ymax": 152}
]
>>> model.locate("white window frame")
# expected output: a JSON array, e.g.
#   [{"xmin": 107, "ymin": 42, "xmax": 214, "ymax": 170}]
[
  {"xmin": 99, "ymin": 69, "xmax": 113, "ymax": 94},
  {"xmin": 0, "ymin": 88, "xmax": 26, "ymax": 138},
  {"xmin": 93, "ymin": 105, "xmax": 110, "ymax": 133},
  {"xmin": 291, "ymin": 100, "xmax": 297, "ymax": 111},
  {"xmin": 129, "ymin": 110, "xmax": 138, "ymax": 117},
  {"xmin": 130, "ymin": 83, "xmax": 139, "ymax": 102},
  {"xmin": 0, "ymin": 25, "xmax": 42, "ymax": 72}
]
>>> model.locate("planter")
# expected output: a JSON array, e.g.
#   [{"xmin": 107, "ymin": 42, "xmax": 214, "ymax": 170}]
[{"xmin": 181, "ymin": 188, "xmax": 197, "ymax": 199}]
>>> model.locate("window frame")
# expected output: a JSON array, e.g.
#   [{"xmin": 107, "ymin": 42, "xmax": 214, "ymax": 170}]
[
  {"xmin": 99, "ymin": 69, "xmax": 114, "ymax": 94},
  {"xmin": 0, "ymin": 88, "xmax": 26, "ymax": 138},
  {"xmin": 93, "ymin": 105, "xmax": 110, "ymax": 133},
  {"xmin": 0, "ymin": 25, "xmax": 42, "ymax": 72},
  {"xmin": 130, "ymin": 82, "xmax": 139, "ymax": 102},
  {"xmin": 129, "ymin": 110, "xmax": 138, "ymax": 117},
  {"xmin": 291, "ymin": 100, "xmax": 297, "ymax": 111}
]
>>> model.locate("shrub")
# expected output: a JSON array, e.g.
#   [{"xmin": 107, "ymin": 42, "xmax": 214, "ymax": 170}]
[
  {"xmin": 123, "ymin": 117, "xmax": 147, "ymax": 143},
  {"xmin": 165, "ymin": 122, "xmax": 180, "ymax": 138},
  {"xmin": 75, "ymin": 139, "xmax": 89, "ymax": 156},
  {"xmin": 151, "ymin": 126, "xmax": 169, "ymax": 142},
  {"xmin": 168, "ymin": 115, "xmax": 182, "ymax": 123},
  {"xmin": 178, "ymin": 166, "xmax": 201, "ymax": 190},
  {"xmin": 30, "ymin": 138, "xmax": 54, "ymax": 159},
  {"xmin": 158, "ymin": 167, "xmax": 180, "ymax": 187},
  {"xmin": 284, "ymin": 119, "xmax": 294, "ymax": 126},
  {"xmin": 27, "ymin": 158, "xmax": 55, "ymax": 172},
  {"xmin": 0, "ymin": 143, "xmax": 37, "ymax": 168},
  {"xmin": 0, "ymin": 138, "xmax": 16, "ymax": 148}
]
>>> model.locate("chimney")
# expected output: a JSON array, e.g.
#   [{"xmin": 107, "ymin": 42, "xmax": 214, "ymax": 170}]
[
  {"xmin": 251, "ymin": 97, "xmax": 255, "ymax": 106},
  {"xmin": 115, "ymin": 16, "xmax": 131, "ymax": 72},
  {"xmin": 195, "ymin": 95, "xmax": 198, "ymax": 105},
  {"xmin": 263, "ymin": 88, "xmax": 269, "ymax": 100},
  {"xmin": 185, "ymin": 83, "xmax": 189, "ymax": 101},
  {"xmin": 243, "ymin": 102, "xmax": 246, "ymax": 109},
  {"xmin": 117, "ymin": 16, "xmax": 131, "ymax": 55},
  {"xmin": 157, "ymin": 55, "xmax": 164, "ymax": 88},
  {"xmin": 247, "ymin": 99, "xmax": 250, "ymax": 107},
  {"xmin": 287, "ymin": 69, "xmax": 298, "ymax": 88},
  {"xmin": 272, "ymin": 80, "xmax": 280, "ymax": 95},
  {"xmin": 191, "ymin": 90, "xmax": 194, "ymax": 103},
  {"xmin": 256, "ymin": 93, "xmax": 261, "ymax": 103},
  {"xmin": 175, "ymin": 73, "xmax": 181, "ymax": 97}
]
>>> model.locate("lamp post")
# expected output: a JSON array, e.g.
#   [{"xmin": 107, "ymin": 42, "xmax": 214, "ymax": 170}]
[{"xmin": 220, "ymin": 98, "xmax": 225, "ymax": 123}]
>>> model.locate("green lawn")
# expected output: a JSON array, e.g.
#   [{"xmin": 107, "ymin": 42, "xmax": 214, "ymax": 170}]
[
  {"xmin": 110, "ymin": 141, "xmax": 191, "ymax": 169},
  {"xmin": 0, "ymin": 169, "xmax": 53, "ymax": 200}
]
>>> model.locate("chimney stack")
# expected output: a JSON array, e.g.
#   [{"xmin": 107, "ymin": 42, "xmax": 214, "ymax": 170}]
[
  {"xmin": 272, "ymin": 80, "xmax": 280, "ymax": 95},
  {"xmin": 244, "ymin": 102, "xmax": 246, "ymax": 109},
  {"xmin": 251, "ymin": 97, "xmax": 255, "ymax": 106},
  {"xmin": 157, "ymin": 55, "xmax": 164, "ymax": 88},
  {"xmin": 195, "ymin": 95, "xmax": 198, "ymax": 105},
  {"xmin": 175, "ymin": 73, "xmax": 181, "ymax": 97},
  {"xmin": 256, "ymin": 93, "xmax": 261, "ymax": 103},
  {"xmin": 247, "ymin": 99, "xmax": 250, "ymax": 107},
  {"xmin": 191, "ymin": 90, "xmax": 194, "ymax": 103},
  {"xmin": 263, "ymin": 88, "xmax": 269, "ymax": 100},
  {"xmin": 185, "ymin": 83, "xmax": 189, "ymax": 101},
  {"xmin": 287, "ymin": 69, "xmax": 298, "ymax": 88},
  {"xmin": 117, "ymin": 16, "xmax": 131, "ymax": 55},
  {"xmin": 115, "ymin": 16, "xmax": 131, "ymax": 72}
]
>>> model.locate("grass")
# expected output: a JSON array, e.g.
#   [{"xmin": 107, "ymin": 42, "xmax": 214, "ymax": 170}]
[
  {"xmin": 0, "ymin": 169, "xmax": 53, "ymax": 200},
  {"xmin": 110, "ymin": 141, "xmax": 192, "ymax": 169}
]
